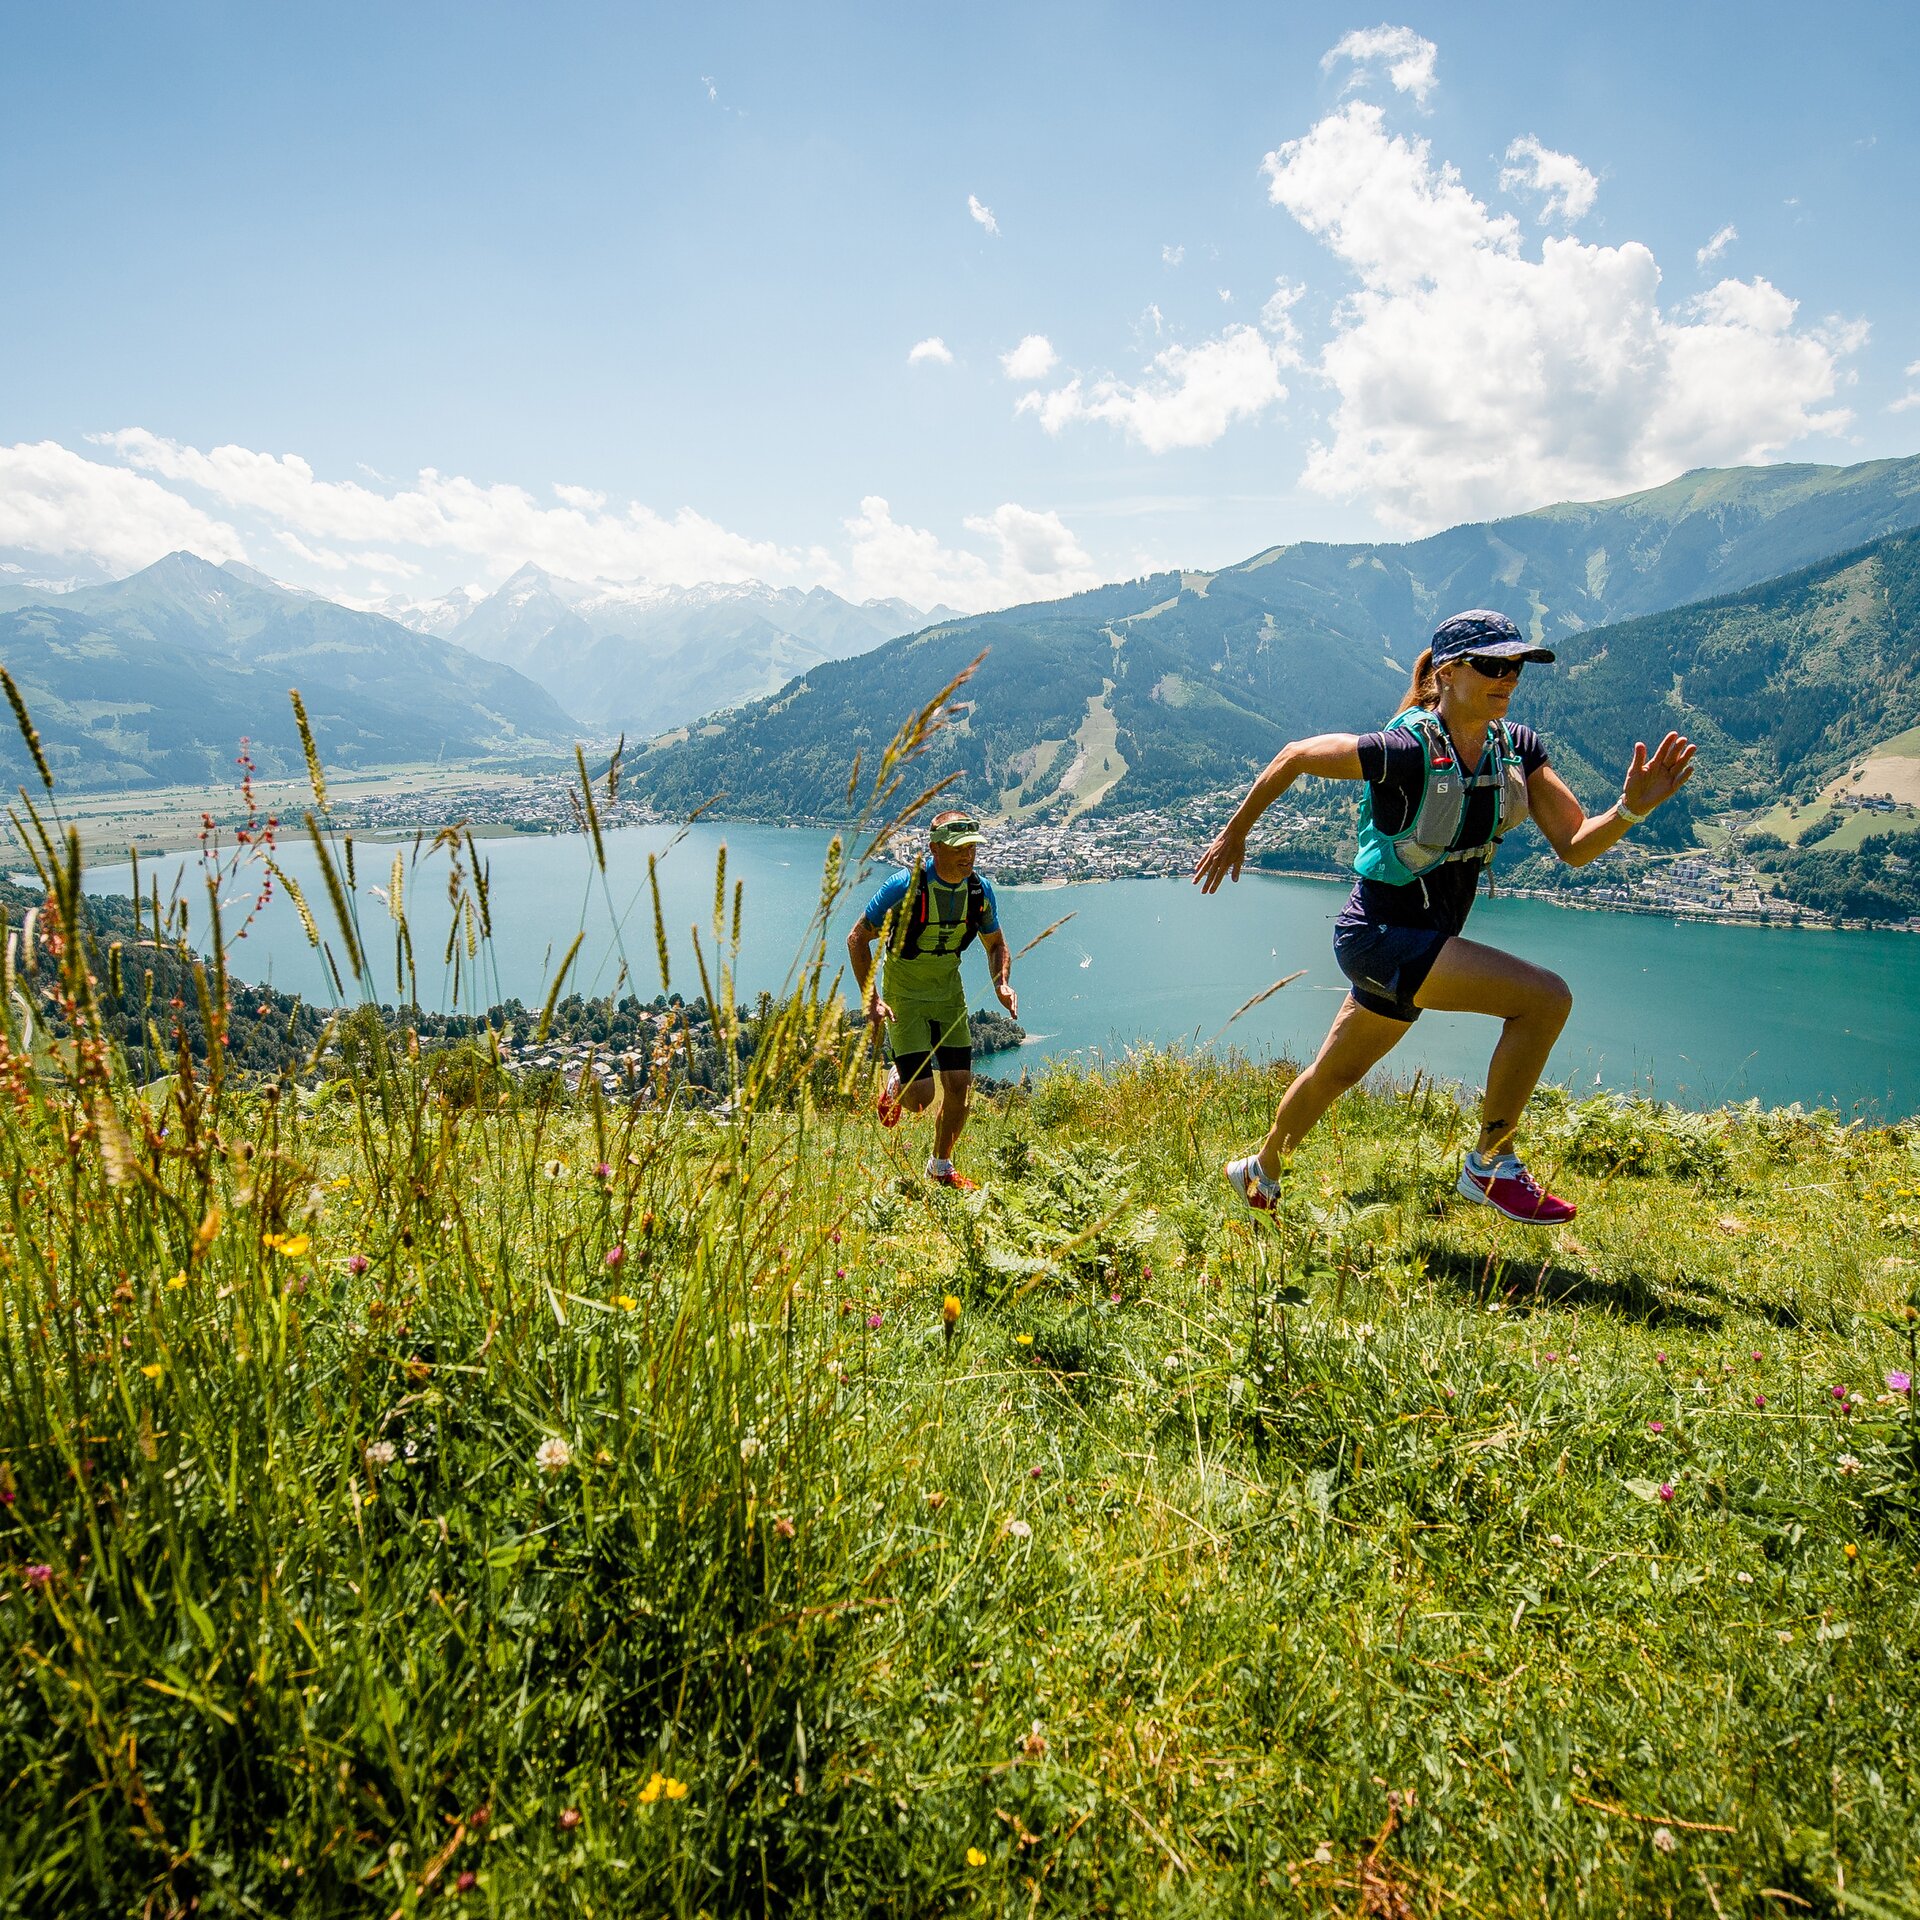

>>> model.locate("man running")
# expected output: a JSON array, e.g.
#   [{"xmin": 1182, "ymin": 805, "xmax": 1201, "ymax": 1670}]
[{"xmin": 847, "ymin": 811, "xmax": 1018, "ymax": 1190}]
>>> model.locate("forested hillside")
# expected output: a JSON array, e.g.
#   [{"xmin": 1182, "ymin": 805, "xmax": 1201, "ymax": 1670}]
[{"xmin": 631, "ymin": 480, "xmax": 1920, "ymax": 831}]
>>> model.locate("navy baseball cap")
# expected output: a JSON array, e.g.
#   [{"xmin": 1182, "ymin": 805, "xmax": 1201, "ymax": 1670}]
[{"xmin": 1430, "ymin": 609, "xmax": 1555, "ymax": 666}]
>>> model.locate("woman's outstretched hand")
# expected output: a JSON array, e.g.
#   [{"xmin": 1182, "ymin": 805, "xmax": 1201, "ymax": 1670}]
[
  {"xmin": 1193, "ymin": 823, "xmax": 1249, "ymax": 893},
  {"xmin": 1622, "ymin": 732, "xmax": 1696, "ymax": 816}
]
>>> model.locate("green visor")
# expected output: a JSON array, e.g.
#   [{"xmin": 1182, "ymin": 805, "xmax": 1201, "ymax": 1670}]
[{"xmin": 929, "ymin": 817, "xmax": 985, "ymax": 848}]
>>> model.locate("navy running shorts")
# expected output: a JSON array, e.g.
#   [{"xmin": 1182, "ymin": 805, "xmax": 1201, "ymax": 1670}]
[{"xmin": 1332, "ymin": 921, "xmax": 1452, "ymax": 1024}]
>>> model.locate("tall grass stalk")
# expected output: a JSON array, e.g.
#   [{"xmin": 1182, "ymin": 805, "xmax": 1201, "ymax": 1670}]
[{"xmin": 1, "ymin": 684, "xmax": 1918, "ymax": 1916}]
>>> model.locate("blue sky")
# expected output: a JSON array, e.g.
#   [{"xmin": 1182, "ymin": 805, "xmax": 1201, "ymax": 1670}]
[{"xmin": 3, "ymin": 0, "xmax": 1917, "ymax": 612}]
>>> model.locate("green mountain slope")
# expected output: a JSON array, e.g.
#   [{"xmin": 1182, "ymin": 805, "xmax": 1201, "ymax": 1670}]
[
  {"xmin": 0, "ymin": 553, "xmax": 576, "ymax": 789},
  {"xmin": 1523, "ymin": 527, "xmax": 1920, "ymax": 810},
  {"xmin": 631, "ymin": 455, "xmax": 1920, "ymax": 821}
]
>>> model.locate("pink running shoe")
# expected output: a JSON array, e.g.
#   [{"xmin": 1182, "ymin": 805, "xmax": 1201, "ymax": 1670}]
[
  {"xmin": 876, "ymin": 1066, "xmax": 902, "ymax": 1129},
  {"xmin": 1225, "ymin": 1155, "xmax": 1282, "ymax": 1214},
  {"xmin": 1456, "ymin": 1153, "xmax": 1576, "ymax": 1225}
]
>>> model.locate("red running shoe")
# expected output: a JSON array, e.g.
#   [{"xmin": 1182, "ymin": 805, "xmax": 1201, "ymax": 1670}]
[
  {"xmin": 927, "ymin": 1162, "xmax": 977, "ymax": 1191},
  {"xmin": 1456, "ymin": 1153, "xmax": 1576, "ymax": 1225},
  {"xmin": 1225, "ymin": 1155, "xmax": 1281, "ymax": 1214},
  {"xmin": 876, "ymin": 1066, "xmax": 902, "ymax": 1129}
]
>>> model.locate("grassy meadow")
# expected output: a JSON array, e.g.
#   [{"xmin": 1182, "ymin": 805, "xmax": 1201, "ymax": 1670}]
[{"xmin": 2, "ymin": 701, "xmax": 1919, "ymax": 1918}]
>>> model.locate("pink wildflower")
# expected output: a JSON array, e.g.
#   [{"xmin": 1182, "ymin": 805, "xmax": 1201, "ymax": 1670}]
[
  {"xmin": 24, "ymin": 1564, "xmax": 52, "ymax": 1588},
  {"xmin": 1889, "ymin": 1371, "xmax": 1913, "ymax": 1395},
  {"xmin": 1658, "ymin": 1483, "xmax": 1674, "ymax": 1502},
  {"xmin": 866, "ymin": 1312, "xmax": 882, "ymax": 1330},
  {"xmin": 346, "ymin": 1253, "xmax": 369, "ymax": 1277},
  {"xmin": 605, "ymin": 1244, "xmax": 625, "ymax": 1269},
  {"xmin": 1648, "ymin": 1421, "xmax": 1665, "ymax": 1433}
]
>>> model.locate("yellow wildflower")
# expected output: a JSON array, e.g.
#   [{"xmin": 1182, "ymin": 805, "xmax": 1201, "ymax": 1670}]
[
  {"xmin": 638, "ymin": 1771, "xmax": 664, "ymax": 1805},
  {"xmin": 664, "ymin": 1777, "xmax": 689, "ymax": 1800},
  {"xmin": 942, "ymin": 1294, "xmax": 962, "ymax": 1326},
  {"xmin": 166, "ymin": 1271, "xmax": 187, "ymax": 1290},
  {"xmin": 966, "ymin": 1847, "xmax": 988, "ymax": 1867},
  {"xmin": 1015, "ymin": 1333, "xmax": 1033, "ymax": 1346},
  {"xmin": 614, "ymin": 1294, "xmax": 638, "ymax": 1312},
  {"xmin": 140, "ymin": 1364, "xmax": 162, "ymax": 1380},
  {"xmin": 276, "ymin": 1234, "xmax": 311, "ymax": 1259}
]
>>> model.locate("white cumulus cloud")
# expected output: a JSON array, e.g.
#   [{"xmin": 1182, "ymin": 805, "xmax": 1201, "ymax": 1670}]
[
  {"xmin": 1000, "ymin": 334, "xmax": 1059, "ymax": 382},
  {"xmin": 908, "ymin": 336, "xmax": 955, "ymax": 366},
  {"xmin": 1696, "ymin": 223, "xmax": 1738, "ymax": 267},
  {"xmin": 844, "ymin": 496, "xmax": 1099, "ymax": 612},
  {"xmin": 0, "ymin": 439, "xmax": 247, "ymax": 573},
  {"xmin": 0, "ymin": 431, "xmax": 1098, "ymax": 619},
  {"xmin": 1260, "ymin": 101, "xmax": 1856, "ymax": 530},
  {"xmin": 93, "ymin": 428, "xmax": 823, "ymax": 587},
  {"xmin": 1322, "ymin": 25, "xmax": 1438, "ymax": 106},
  {"xmin": 968, "ymin": 194, "xmax": 999, "ymax": 236},
  {"xmin": 1162, "ymin": 244, "xmax": 1184, "ymax": 267},
  {"xmin": 1016, "ymin": 324, "xmax": 1293, "ymax": 454},
  {"xmin": 1501, "ymin": 136, "xmax": 1599, "ymax": 225},
  {"xmin": 1890, "ymin": 358, "xmax": 1920, "ymax": 413}
]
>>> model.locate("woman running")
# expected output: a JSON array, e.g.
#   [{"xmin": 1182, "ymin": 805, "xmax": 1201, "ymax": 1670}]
[{"xmin": 1193, "ymin": 609, "xmax": 1694, "ymax": 1224}]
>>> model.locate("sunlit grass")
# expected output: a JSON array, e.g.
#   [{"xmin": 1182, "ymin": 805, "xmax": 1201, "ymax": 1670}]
[{"xmin": 2, "ymin": 679, "xmax": 1919, "ymax": 1916}]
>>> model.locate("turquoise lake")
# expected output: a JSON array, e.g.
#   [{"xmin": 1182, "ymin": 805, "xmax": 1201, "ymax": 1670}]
[{"xmin": 87, "ymin": 821, "xmax": 1920, "ymax": 1117}]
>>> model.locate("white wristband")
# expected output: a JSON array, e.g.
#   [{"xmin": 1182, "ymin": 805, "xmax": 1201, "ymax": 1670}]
[{"xmin": 1615, "ymin": 797, "xmax": 1649, "ymax": 826}]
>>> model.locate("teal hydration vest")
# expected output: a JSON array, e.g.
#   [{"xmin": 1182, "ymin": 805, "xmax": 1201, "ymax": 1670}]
[{"xmin": 1352, "ymin": 708, "xmax": 1530, "ymax": 888}]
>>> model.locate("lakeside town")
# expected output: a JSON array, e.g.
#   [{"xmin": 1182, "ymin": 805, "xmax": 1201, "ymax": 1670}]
[{"xmin": 81, "ymin": 765, "xmax": 1918, "ymax": 934}]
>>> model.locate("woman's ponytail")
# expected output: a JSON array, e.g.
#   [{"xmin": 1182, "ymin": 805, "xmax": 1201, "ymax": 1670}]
[{"xmin": 1400, "ymin": 647, "xmax": 1443, "ymax": 712}]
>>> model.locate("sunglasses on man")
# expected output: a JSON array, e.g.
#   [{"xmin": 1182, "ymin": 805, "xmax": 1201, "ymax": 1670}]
[{"xmin": 1464, "ymin": 655, "xmax": 1525, "ymax": 681}]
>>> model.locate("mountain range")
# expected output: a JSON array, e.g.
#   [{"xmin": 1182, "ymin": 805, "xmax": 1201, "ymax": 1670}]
[
  {"xmin": 625, "ymin": 454, "xmax": 1920, "ymax": 825},
  {"xmin": 378, "ymin": 567, "xmax": 957, "ymax": 732},
  {"xmin": 0, "ymin": 553, "xmax": 576, "ymax": 790},
  {"xmin": 3, "ymin": 452, "xmax": 1918, "ymax": 817}
]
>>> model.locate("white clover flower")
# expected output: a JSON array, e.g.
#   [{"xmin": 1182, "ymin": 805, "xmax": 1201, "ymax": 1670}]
[
  {"xmin": 536, "ymin": 1436, "xmax": 572, "ymax": 1475},
  {"xmin": 1837, "ymin": 1453, "xmax": 1861, "ymax": 1476},
  {"xmin": 1547, "ymin": 1533, "xmax": 1566, "ymax": 1549},
  {"xmin": 1651, "ymin": 1826, "xmax": 1676, "ymax": 1855},
  {"xmin": 365, "ymin": 1440, "xmax": 396, "ymax": 1468},
  {"xmin": 1312, "ymin": 1842, "xmax": 1333, "ymax": 1865},
  {"xmin": 1005, "ymin": 1518, "xmax": 1032, "ymax": 1540},
  {"xmin": 740, "ymin": 1430, "xmax": 762, "ymax": 1464},
  {"xmin": 1735, "ymin": 1571, "xmax": 1753, "ymax": 1584}
]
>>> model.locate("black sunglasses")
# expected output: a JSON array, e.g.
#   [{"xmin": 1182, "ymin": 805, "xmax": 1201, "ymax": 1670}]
[{"xmin": 1463, "ymin": 655, "xmax": 1524, "ymax": 681}]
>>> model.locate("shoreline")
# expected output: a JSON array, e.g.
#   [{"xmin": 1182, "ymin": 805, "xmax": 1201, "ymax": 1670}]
[{"xmin": 61, "ymin": 803, "xmax": 1917, "ymax": 938}]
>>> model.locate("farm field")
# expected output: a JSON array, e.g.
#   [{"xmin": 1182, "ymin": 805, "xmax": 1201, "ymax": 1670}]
[{"xmin": 4, "ymin": 964, "xmax": 1918, "ymax": 1914}]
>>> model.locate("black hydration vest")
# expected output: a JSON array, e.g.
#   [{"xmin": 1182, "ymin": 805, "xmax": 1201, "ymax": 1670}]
[{"xmin": 887, "ymin": 863, "xmax": 991, "ymax": 959}]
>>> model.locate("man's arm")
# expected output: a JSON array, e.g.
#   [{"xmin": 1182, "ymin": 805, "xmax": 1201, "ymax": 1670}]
[
  {"xmin": 980, "ymin": 927, "xmax": 1017, "ymax": 1020},
  {"xmin": 846, "ymin": 920, "xmax": 892, "ymax": 1028}
]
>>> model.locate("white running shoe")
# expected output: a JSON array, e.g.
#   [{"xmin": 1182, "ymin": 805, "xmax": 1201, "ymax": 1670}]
[{"xmin": 1225, "ymin": 1155, "xmax": 1282, "ymax": 1213}]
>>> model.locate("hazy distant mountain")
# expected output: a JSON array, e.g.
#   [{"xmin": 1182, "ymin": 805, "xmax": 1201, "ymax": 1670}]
[
  {"xmin": 629, "ymin": 453, "xmax": 1920, "ymax": 822},
  {"xmin": 415, "ymin": 565, "xmax": 959, "ymax": 732},
  {"xmin": 369, "ymin": 583, "xmax": 488, "ymax": 636},
  {"xmin": 0, "ymin": 552, "xmax": 575, "ymax": 791}
]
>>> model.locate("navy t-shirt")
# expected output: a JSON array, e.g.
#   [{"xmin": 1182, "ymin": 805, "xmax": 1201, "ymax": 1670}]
[{"xmin": 1337, "ymin": 721, "xmax": 1550, "ymax": 937}]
